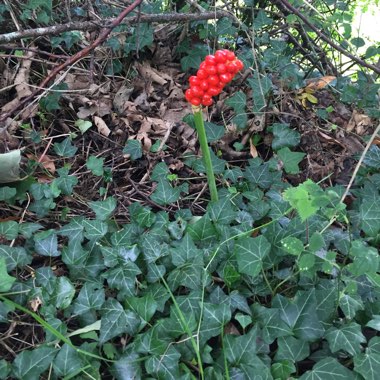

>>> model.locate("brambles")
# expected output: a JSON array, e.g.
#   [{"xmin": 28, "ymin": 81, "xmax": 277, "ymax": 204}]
[{"xmin": 185, "ymin": 49, "xmax": 244, "ymax": 107}]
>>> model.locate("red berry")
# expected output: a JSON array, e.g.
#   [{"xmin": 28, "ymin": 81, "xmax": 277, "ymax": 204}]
[
  {"xmin": 185, "ymin": 88, "xmax": 194, "ymax": 102},
  {"xmin": 225, "ymin": 50, "xmax": 236, "ymax": 61},
  {"xmin": 205, "ymin": 64, "xmax": 217, "ymax": 75},
  {"xmin": 215, "ymin": 50, "xmax": 227, "ymax": 63},
  {"xmin": 234, "ymin": 59, "xmax": 244, "ymax": 71},
  {"xmin": 207, "ymin": 87, "xmax": 220, "ymax": 96},
  {"xmin": 205, "ymin": 55, "xmax": 216, "ymax": 65},
  {"xmin": 219, "ymin": 72, "xmax": 232, "ymax": 83},
  {"xmin": 189, "ymin": 76, "xmax": 200, "ymax": 86},
  {"xmin": 216, "ymin": 63, "xmax": 227, "ymax": 74},
  {"xmin": 191, "ymin": 86, "xmax": 204, "ymax": 98},
  {"xmin": 199, "ymin": 61, "xmax": 207, "ymax": 70},
  {"xmin": 196, "ymin": 69, "xmax": 208, "ymax": 79},
  {"xmin": 201, "ymin": 95, "xmax": 213, "ymax": 106},
  {"xmin": 190, "ymin": 97, "xmax": 201, "ymax": 106},
  {"xmin": 208, "ymin": 75, "xmax": 220, "ymax": 87},
  {"xmin": 199, "ymin": 80, "xmax": 209, "ymax": 91}
]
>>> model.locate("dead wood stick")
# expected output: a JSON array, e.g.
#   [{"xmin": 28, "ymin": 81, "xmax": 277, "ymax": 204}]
[
  {"xmin": 0, "ymin": 11, "xmax": 232, "ymax": 44},
  {"xmin": 0, "ymin": 0, "xmax": 143, "ymax": 125}
]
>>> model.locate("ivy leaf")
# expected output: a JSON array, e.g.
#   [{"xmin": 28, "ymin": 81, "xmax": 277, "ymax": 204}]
[
  {"xmin": 99, "ymin": 298, "xmax": 140, "ymax": 344},
  {"xmin": 0, "ymin": 245, "xmax": 30, "ymax": 271},
  {"xmin": 123, "ymin": 140, "xmax": 143, "ymax": 160},
  {"xmin": 359, "ymin": 199, "xmax": 380, "ymax": 237},
  {"xmin": 54, "ymin": 137, "xmax": 78, "ymax": 158},
  {"xmin": 112, "ymin": 353, "xmax": 141, "ymax": 380},
  {"xmin": 244, "ymin": 160, "xmax": 278, "ymax": 189},
  {"xmin": 271, "ymin": 123, "xmax": 301, "ymax": 150},
  {"xmin": 53, "ymin": 168, "xmax": 78, "ymax": 195},
  {"xmin": 0, "ymin": 257, "xmax": 16, "ymax": 292},
  {"xmin": 86, "ymin": 155, "xmax": 104, "ymax": 176},
  {"xmin": 253, "ymin": 10, "xmax": 273, "ymax": 29},
  {"xmin": 273, "ymin": 289, "xmax": 324, "ymax": 341},
  {"xmin": 277, "ymin": 148, "xmax": 305, "ymax": 174},
  {"xmin": 12, "ymin": 346, "xmax": 58, "ymax": 380},
  {"xmin": 52, "ymin": 344, "xmax": 83, "ymax": 378},
  {"xmin": 150, "ymin": 178, "xmax": 184, "ymax": 205},
  {"xmin": 0, "ymin": 221, "xmax": 19, "ymax": 240},
  {"xmin": 72, "ymin": 282, "xmax": 105, "ymax": 316},
  {"xmin": 235, "ymin": 235, "xmax": 271, "ymax": 278},
  {"xmin": 207, "ymin": 196, "xmax": 238, "ymax": 225},
  {"xmin": 226, "ymin": 91, "xmax": 247, "ymax": 113},
  {"xmin": 271, "ymin": 360, "xmax": 296, "ymax": 380},
  {"xmin": 275, "ymin": 336, "xmax": 310, "ymax": 362},
  {"xmin": 82, "ymin": 219, "xmax": 108, "ymax": 240},
  {"xmin": 299, "ymin": 357, "xmax": 355, "ymax": 380},
  {"xmin": 145, "ymin": 346, "xmax": 181, "ymax": 380},
  {"xmin": 75, "ymin": 119, "xmax": 92, "ymax": 134},
  {"xmin": 354, "ymin": 336, "xmax": 380, "ymax": 380},
  {"xmin": 199, "ymin": 303, "xmax": 231, "ymax": 345},
  {"xmin": 204, "ymin": 122, "xmax": 225, "ymax": 142},
  {"xmin": 325, "ymin": 322, "xmax": 366, "ymax": 356},
  {"xmin": 363, "ymin": 145, "xmax": 380, "ymax": 168},
  {"xmin": 0, "ymin": 186, "xmax": 16, "ymax": 201},
  {"xmin": 125, "ymin": 294, "xmax": 157, "ymax": 325},
  {"xmin": 170, "ymin": 233, "xmax": 202, "ymax": 266},
  {"xmin": 216, "ymin": 17, "xmax": 237, "ymax": 35},
  {"xmin": 34, "ymin": 230, "xmax": 60, "ymax": 257},
  {"xmin": 339, "ymin": 294, "xmax": 364, "ymax": 319},
  {"xmin": 89, "ymin": 197, "xmax": 117, "ymax": 221}
]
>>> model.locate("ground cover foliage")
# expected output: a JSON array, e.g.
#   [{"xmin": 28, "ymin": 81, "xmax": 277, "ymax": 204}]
[{"xmin": 0, "ymin": 0, "xmax": 379, "ymax": 379}]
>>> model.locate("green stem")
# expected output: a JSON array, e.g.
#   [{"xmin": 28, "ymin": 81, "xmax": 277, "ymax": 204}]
[{"xmin": 193, "ymin": 107, "xmax": 218, "ymax": 202}]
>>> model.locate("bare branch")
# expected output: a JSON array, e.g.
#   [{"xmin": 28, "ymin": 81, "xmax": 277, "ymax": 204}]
[
  {"xmin": 0, "ymin": 11, "xmax": 232, "ymax": 44},
  {"xmin": 276, "ymin": 0, "xmax": 380, "ymax": 75}
]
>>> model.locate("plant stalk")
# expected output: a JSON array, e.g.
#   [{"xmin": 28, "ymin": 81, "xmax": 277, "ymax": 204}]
[{"xmin": 193, "ymin": 106, "xmax": 218, "ymax": 202}]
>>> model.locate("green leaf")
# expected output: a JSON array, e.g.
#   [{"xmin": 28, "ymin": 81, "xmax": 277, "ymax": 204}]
[
  {"xmin": 207, "ymin": 196, "xmax": 238, "ymax": 225},
  {"xmin": 224, "ymin": 326, "xmax": 259, "ymax": 365},
  {"xmin": 145, "ymin": 346, "xmax": 181, "ymax": 380},
  {"xmin": 216, "ymin": 17, "xmax": 237, "ymax": 35},
  {"xmin": 348, "ymin": 240, "xmax": 378, "ymax": 276},
  {"xmin": 52, "ymin": 276, "xmax": 75, "ymax": 309},
  {"xmin": 186, "ymin": 214, "xmax": 218, "ymax": 243},
  {"xmin": 0, "ymin": 245, "xmax": 30, "ymax": 270},
  {"xmin": 180, "ymin": 53, "xmax": 202, "ymax": 70},
  {"xmin": 53, "ymin": 168, "xmax": 78, "ymax": 195},
  {"xmin": 82, "ymin": 219, "xmax": 108, "ymax": 240},
  {"xmin": 204, "ymin": 122, "xmax": 225, "ymax": 142},
  {"xmin": 354, "ymin": 336, "xmax": 380, "ymax": 380},
  {"xmin": 112, "ymin": 353, "xmax": 141, "ymax": 380},
  {"xmin": 40, "ymin": 83, "xmax": 67, "ymax": 112},
  {"xmin": 150, "ymin": 178, "xmax": 183, "ymax": 205},
  {"xmin": 99, "ymin": 298, "xmax": 140, "ymax": 343},
  {"xmin": 244, "ymin": 160, "xmax": 278, "ymax": 189},
  {"xmin": 273, "ymin": 289, "xmax": 324, "ymax": 341},
  {"xmin": 34, "ymin": 230, "xmax": 59, "ymax": 257},
  {"xmin": 325, "ymin": 322, "xmax": 366, "ymax": 356},
  {"xmin": 299, "ymin": 357, "xmax": 355, "ymax": 380},
  {"xmin": 125, "ymin": 294, "xmax": 157, "ymax": 325},
  {"xmin": 53, "ymin": 137, "xmax": 78, "ymax": 157},
  {"xmin": 281, "ymin": 236, "xmax": 304, "ymax": 256},
  {"xmin": 12, "ymin": 346, "xmax": 57, "ymax": 380},
  {"xmin": 271, "ymin": 360, "xmax": 296, "ymax": 380},
  {"xmin": 75, "ymin": 119, "xmax": 92, "ymax": 134},
  {"xmin": 73, "ymin": 282, "xmax": 105, "ymax": 316},
  {"xmin": 0, "ymin": 359, "xmax": 11, "ymax": 379},
  {"xmin": 0, "ymin": 221, "xmax": 19, "ymax": 240},
  {"xmin": 199, "ymin": 303, "xmax": 231, "ymax": 344},
  {"xmin": 89, "ymin": 197, "xmax": 117, "ymax": 221},
  {"xmin": 252, "ymin": 304, "xmax": 292, "ymax": 343},
  {"xmin": 271, "ymin": 123, "xmax": 301, "ymax": 150},
  {"xmin": 0, "ymin": 186, "xmax": 16, "ymax": 201},
  {"xmin": 277, "ymin": 147, "xmax": 305, "ymax": 174},
  {"xmin": 123, "ymin": 139, "xmax": 143, "ymax": 160},
  {"xmin": 253, "ymin": 10, "xmax": 273, "ymax": 29},
  {"xmin": 102, "ymin": 261, "xmax": 141, "ymax": 298},
  {"xmin": 359, "ymin": 199, "xmax": 380, "ymax": 237},
  {"xmin": 167, "ymin": 259, "xmax": 203, "ymax": 291},
  {"xmin": 366, "ymin": 315, "xmax": 380, "ymax": 331},
  {"xmin": 0, "ymin": 257, "xmax": 16, "ymax": 292},
  {"xmin": 235, "ymin": 235, "xmax": 271, "ymax": 278},
  {"xmin": 52, "ymin": 344, "xmax": 83, "ymax": 378},
  {"xmin": 86, "ymin": 155, "xmax": 104, "ymax": 176},
  {"xmin": 226, "ymin": 91, "xmax": 247, "ymax": 113},
  {"xmin": 170, "ymin": 233, "xmax": 202, "ymax": 266},
  {"xmin": 339, "ymin": 294, "xmax": 364, "ymax": 319},
  {"xmin": 351, "ymin": 37, "xmax": 366, "ymax": 48},
  {"xmin": 283, "ymin": 179, "xmax": 327, "ymax": 221},
  {"xmin": 275, "ymin": 336, "xmax": 310, "ymax": 362}
]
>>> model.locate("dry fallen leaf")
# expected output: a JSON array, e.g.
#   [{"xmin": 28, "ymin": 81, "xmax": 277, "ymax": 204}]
[
  {"xmin": 305, "ymin": 76, "xmax": 336, "ymax": 91},
  {"xmin": 93, "ymin": 116, "xmax": 110, "ymax": 136},
  {"xmin": 249, "ymin": 139, "xmax": 258, "ymax": 158}
]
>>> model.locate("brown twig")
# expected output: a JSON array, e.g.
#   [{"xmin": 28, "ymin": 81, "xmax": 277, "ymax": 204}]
[
  {"xmin": 0, "ymin": 0, "xmax": 143, "ymax": 125},
  {"xmin": 0, "ymin": 11, "xmax": 232, "ymax": 44},
  {"xmin": 276, "ymin": 0, "xmax": 380, "ymax": 75}
]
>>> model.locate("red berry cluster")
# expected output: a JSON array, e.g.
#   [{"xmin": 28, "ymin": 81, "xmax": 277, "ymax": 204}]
[{"xmin": 185, "ymin": 49, "xmax": 244, "ymax": 107}]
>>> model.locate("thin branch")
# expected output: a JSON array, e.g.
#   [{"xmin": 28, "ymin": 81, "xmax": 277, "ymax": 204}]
[
  {"xmin": 0, "ymin": 0, "xmax": 144, "ymax": 124},
  {"xmin": 276, "ymin": 0, "xmax": 380, "ymax": 75},
  {"xmin": 0, "ymin": 11, "xmax": 232, "ymax": 44}
]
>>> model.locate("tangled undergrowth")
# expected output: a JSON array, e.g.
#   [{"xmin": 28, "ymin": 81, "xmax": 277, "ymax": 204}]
[{"xmin": 0, "ymin": 0, "xmax": 379, "ymax": 379}]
